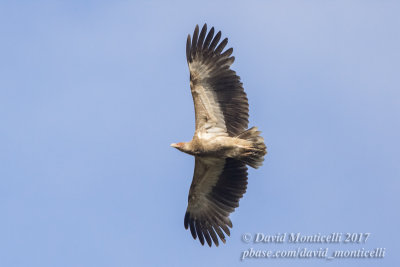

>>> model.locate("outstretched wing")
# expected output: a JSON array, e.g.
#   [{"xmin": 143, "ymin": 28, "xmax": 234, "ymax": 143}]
[
  {"xmin": 184, "ymin": 157, "xmax": 248, "ymax": 247},
  {"xmin": 187, "ymin": 24, "xmax": 249, "ymax": 136}
]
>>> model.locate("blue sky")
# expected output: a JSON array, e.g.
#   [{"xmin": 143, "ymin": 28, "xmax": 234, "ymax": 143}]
[{"xmin": 0, "ymin": 1, "xmax": 399, "ymax": 266}]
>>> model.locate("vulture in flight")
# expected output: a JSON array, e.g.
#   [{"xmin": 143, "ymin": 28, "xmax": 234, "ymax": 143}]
[{"xmin": 171, "ymin": 24, "xmax": 267, "ymax": 247}]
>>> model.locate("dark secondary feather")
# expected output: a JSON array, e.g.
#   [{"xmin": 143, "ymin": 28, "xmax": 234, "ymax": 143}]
[
  {"xmin": 187, "ymin": 24, "xmax": 249, "ymax": 136},
  {"xmin": 184, "ymin": 158, "xmax": 248, "ymax": 247}
]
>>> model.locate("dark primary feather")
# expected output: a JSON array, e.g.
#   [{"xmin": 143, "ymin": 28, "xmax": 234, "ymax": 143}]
[
  {"xmin": 209, "ymin": 31, "xmax": 221, "ymax": 52},
  {"xmin": 197, "ymin": 25, "xmax": 207, "ymax": 53},
  {"xmin": 184, "ymin": 157, "xmax": 248, "ymax": 247},
  {"xmin": 187, "ymin": 23, "xmax": 249, "ymax": 136},
  {"xmin": 191, "ymin": 25, "xmax": 199, "ymax": 58},
  {"xmin": 203, "ymin": 27, "xmax": 214, "ymax": 51}
]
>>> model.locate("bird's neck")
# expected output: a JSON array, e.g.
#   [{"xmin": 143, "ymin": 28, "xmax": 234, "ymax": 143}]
[{"xmin": 180, "ymin": 141, "xmax": 197, "ymax": 156}]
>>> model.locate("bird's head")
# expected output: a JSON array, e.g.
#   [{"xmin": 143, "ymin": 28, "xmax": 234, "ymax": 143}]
[{"xmin": 170, "ymin": 142, "xmax": 190, "ymax": 153}]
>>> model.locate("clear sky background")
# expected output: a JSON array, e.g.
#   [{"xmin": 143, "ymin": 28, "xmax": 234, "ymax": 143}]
[{"xmin": 0, "ymin": 1, "xmax": 399, "ymax": 267}]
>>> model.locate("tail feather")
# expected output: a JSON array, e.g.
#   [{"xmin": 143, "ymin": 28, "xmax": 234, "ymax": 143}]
[{"xmin": 237, "ymin": 127, "xmax": 267, "ymax": 169}]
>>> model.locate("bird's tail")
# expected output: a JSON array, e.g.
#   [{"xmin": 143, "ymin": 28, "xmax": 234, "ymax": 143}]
[{"xmin": 236, "ymin": 127, "xmax": 267, "ymax": 169}]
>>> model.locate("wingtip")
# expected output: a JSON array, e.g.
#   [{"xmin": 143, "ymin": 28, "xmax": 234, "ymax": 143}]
[
  {"xmin": 186, "ymin": 34, "xmax": 192, "ymax": 62},
  {"xmin": 199, "ymin": 238, "xmax": 205, "ymax": 246},
  {"xmin": 227, "ymin": 219, "xmax": 233, "ymax": 228},
  {"xmin": 208, "ymin": 26, "xmax": 215, "ymax": 37},
  {"xmin": 184, "ymin": 212, "xmax": 189, "ymax": 229},
  {"xmin": 202, "ymin": 23, "xmax": 207, "ymax": 30}
]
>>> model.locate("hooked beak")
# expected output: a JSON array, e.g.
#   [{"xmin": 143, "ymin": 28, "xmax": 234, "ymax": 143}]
[{"xmin": 170, "ymin": 143, "xmax": 178, "ymax": 148}]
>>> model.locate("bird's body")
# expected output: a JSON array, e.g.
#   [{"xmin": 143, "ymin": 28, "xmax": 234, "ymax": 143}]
[
  {"xmin": 173, "ymin": 128, "xmax": 265, "ymax": 166},
  {"xmin": 171, "ymin": 24, "xmax": 267, "ymax": 247}
]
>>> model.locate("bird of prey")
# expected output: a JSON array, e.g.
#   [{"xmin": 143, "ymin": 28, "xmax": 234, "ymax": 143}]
[{"xmin": 171, "ymin": 24, "xmax": 267, "ymax": 247}]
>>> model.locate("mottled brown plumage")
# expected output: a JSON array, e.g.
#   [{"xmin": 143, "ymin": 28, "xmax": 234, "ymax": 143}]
[{"xmin": 171, "ymin": 24, "xmax": 267, "ymax": 247}]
